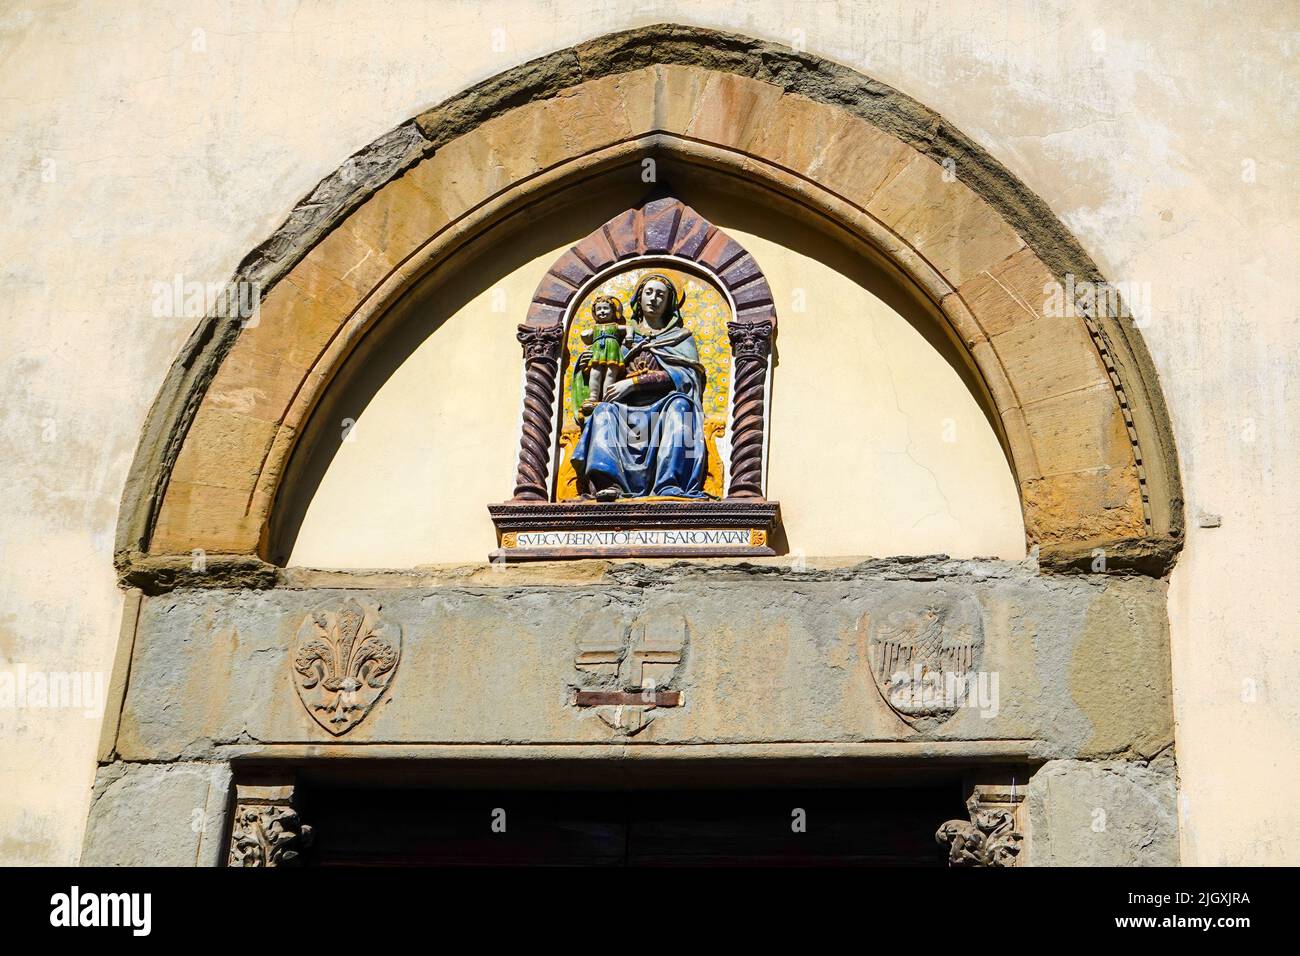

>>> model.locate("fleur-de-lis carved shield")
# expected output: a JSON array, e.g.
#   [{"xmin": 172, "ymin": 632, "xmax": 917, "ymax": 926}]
[{"xmin": 292, "ymin": 599, "xmax": 400, "ymax": 736}]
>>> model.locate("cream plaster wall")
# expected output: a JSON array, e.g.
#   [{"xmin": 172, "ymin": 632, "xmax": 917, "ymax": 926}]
[
  {"xmin": 287, "ymin": 216, "xmax": 1026, "ymax": 568},
  {"xmin": 0, "ymin": 1, "xmax": 1295, "ymax": 864},
  {"xmin": 740, "ymin": 226, "xmax": 1026, "ymax": 561}
]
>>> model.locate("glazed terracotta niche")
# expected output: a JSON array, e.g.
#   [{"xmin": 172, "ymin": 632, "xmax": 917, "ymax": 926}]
[{"xmin": 486, "ymin": 199, "xmax": 780, "ymax": 561}]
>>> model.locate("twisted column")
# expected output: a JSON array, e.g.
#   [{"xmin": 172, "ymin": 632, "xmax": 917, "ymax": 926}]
[
  {"xmin": 726, "ymin": 320, "xmax": 774, "ymax": 499},
  {"xmin": 511, "ymin": 323, "xmax": 565, "ymax": 501}
]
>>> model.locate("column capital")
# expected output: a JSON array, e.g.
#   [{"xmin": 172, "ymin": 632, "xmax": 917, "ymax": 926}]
[
  {"xmin": 517, "ymin": 323, "xmax": 565, "ymax": 361},
  {"xmin": 228, "ymin": 779, "xmax": 312, "ymax": 867}
]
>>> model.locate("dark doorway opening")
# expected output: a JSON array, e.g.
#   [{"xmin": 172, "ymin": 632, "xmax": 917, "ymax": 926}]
[{"xmin": 298, "ymin": 786, "xmax": 960, "ymax": 866}]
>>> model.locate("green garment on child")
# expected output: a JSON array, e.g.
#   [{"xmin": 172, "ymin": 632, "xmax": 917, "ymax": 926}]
[{"xmin": 590, "ymin": 324, "xmax": 624, "ymax": 368}]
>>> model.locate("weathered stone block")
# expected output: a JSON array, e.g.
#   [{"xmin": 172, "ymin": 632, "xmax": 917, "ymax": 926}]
[
  {"xmin": 686, "ymin": 72, "xmax": 784, "ymax": 151},
  {"xmin": 293, "ymin": 218, "xmax": 392, "ymax": 302},
  {"xmin": 164, "ymin": 409, "xmax": 276, "ymax": 493},
  {"xmin": 612, "ymin": 68, "xmax": 658, "ymax": 139},
  {"xmin": 652, "ymin": 64, "xmax": 708, "ymax": 135},
  {"xmin": 199, "ymin": 343, "xmax": 309, "ymax": 426},
  {"xmin": 407, "ymin": 136, "xmax": 497, "ymax": 224},
  {"xmin": 545, "ymin": 74, "xmax": 637, "ymax": 158},
  {"xmin": 471, "ymin": 100, "xmax": 550, "ymax": 182},
  {"xmin": 750, "ymin": 94, "xmax": 852, "ymax": 181},
  {"xmin": 81, "ymin": 761, "xmax": 232, "ymax": 867},
  {"xmin": 805, "ymin": 113, "xmax": 912, "ymax": 212},
  {"xmin": 339, "ymin": 169, "xmax": 455, "ymax": 267},
  {"xmin": 991, "ymin": 315, "xmax": 1109, "ymax": 406},
  {"xmin": 150, "ymin": 481, "xmax": 261, "ymax": 555},
  {"xmin": 1025, "ymin": 758, "xmax": 1178, "ymax": 866},
  {"xmin": 1023, "ymin": 465, "xmax": 1146, "ymax": 546},
  {"xmin": 1023, "ymin": 383, "xmax": 1135, "ymax": 476},
  {"xmin": 867, "ymin": 153, "xmax": 1025, "ymax": 288},
  {"xmin": 958, "ymin": 246, "xmax": 1059, "ymax": 338}
]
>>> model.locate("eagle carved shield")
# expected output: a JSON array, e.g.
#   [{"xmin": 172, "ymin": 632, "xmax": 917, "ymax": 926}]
[{"xmin": 864, "ymin": 588, "xmax": 984, "ymax": 731}]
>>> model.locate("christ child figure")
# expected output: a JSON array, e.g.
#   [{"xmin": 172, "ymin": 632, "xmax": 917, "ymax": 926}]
[{"xmin": 578, "ymin": 294, "xmax": 628, "ymax": 415}]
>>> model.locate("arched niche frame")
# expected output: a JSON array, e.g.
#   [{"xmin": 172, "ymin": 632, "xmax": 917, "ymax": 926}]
[
  {"xmin": 116, "ymin": 23, "xmax": 1183, "ymax": 588},
  {"xmin": 486, "ymin": 199, "xmax": 781, "ymax": 561},
  {"xmin": 512, "ymin": 199, "xmax": 774, "ymax": 503}
]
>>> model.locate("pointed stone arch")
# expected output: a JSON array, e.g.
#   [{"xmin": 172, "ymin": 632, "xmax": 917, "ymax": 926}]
[{"xmin": 116, "ymin": 23, "xmax": 1182, "ymax": 587}]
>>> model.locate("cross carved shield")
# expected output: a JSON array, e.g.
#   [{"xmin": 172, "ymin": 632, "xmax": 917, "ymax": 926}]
[{"xmin": 572, "ymin": 606, "xmax": 688, "ymax": 736}]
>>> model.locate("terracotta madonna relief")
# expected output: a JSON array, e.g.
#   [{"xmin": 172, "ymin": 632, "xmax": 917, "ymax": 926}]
[
  {"xmin": 488, "ymin": 197, "xmax": 779, "ymax": 560},
  {"xmin": 557, "ymin": 268, "xmax": 731, "ymax": 503}
]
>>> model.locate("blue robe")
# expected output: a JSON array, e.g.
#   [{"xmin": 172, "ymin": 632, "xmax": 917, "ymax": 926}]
[{"xmin": 571, "ymin": 323, "xmax": 710, "ymax": 498}]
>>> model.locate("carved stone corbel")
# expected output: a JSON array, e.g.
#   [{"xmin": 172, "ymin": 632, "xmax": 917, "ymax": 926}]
[
  {"xmin": 725, "ymin": 319, "xmax": 773, "ymax": 499},
  {"xmin": 936, "ymin": 782, "xmax": 1026, "ymax": 867},
  {"xmin": 511, "ymin": 323, "xmax": 566, "ymax": 501},
  {"xmin": 228, "ymin": 781, "xmax": 312, "ymax": 867}
]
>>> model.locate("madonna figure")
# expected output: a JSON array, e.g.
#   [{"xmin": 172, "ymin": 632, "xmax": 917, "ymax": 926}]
[{"xmin": 570, "ymin": 273, "xmax": 710, "ymax": 500}]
